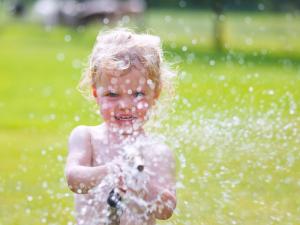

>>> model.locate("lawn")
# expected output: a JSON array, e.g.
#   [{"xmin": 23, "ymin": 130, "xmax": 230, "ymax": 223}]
[{"xmin": 0, "ymin": 9, "xmax": 300, "ymax": 225}]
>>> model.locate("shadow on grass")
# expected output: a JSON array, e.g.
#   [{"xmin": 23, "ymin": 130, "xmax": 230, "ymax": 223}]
[{"xmin": 165, "ymin": 43, "xmax": 300, "ymax": 69}]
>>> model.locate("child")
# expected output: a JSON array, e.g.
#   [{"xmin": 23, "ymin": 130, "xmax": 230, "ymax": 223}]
[{"xmin": 65, "ymin": 28, "xmax": 176, "ymax": 225}]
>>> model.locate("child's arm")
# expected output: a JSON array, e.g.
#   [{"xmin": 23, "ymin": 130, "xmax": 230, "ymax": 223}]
[
  {"xmin": 65, "ymin": 126, "xmax": 117, "ymax": 194},
  {"xmin": 145, "ymin": 144, "xmax": 177, "ymax": 220}
]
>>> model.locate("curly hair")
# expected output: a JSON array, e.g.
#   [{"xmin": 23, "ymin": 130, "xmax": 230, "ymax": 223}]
[{"xmin": 78, "ymin": 28, "xmax": 176, "ymax": 101}]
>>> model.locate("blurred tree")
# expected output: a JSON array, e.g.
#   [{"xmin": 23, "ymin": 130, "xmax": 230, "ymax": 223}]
[
  {"xmin": 212, "ymin": 0, "xmax": 224, "ymax": 52},
  {"xmin": 144, "ymin": 0, "xmax": 300, "ymax": 10},
  {"xmin": 11, "ymin": 0, "xmax": 25, "ymax": 16},
  {"xmin": 6, "ymin": 0, "xmax": 300, "ymax": 9}
]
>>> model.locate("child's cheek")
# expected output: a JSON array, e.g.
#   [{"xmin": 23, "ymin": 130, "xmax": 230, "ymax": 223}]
[
  {"xmin": 136, "ymin": 99, "xmax": 150, "ymax": 116},
  {"xmin": 99, "ymin": 99, "xmax": 115, "ymax": 121}
]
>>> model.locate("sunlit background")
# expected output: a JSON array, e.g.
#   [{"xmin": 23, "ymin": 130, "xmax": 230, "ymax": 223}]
[{"xmin": 1, "ymin": 0, "xmax": 300, "ymax": 224}]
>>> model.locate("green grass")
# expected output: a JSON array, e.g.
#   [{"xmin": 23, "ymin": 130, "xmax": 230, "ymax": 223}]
[{"xmin": 1, "ymin": 9, "xmax": 300, "ymax": 225}]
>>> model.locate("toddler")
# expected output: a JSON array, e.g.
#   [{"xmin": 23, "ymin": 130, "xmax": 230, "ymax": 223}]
[{"xmin": 65, "ymin": 28, "xmax": 176, "ymax": 225}]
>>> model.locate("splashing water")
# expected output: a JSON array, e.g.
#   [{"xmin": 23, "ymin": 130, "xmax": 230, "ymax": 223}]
[
  {"xmin": 155, "ymin": 93, "xmax": 300, "ymax": 224},
  {"xmin": 72, "ymin": 75, "xmax": 299, "ymax": 225},
  {"xmin": 2, "ymin": 10, "xmax": 300, "ymax": 225}
]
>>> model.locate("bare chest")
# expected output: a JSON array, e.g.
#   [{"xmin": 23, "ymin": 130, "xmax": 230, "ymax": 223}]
[{"xmin": 90, "ymin": 136, "xmax": 122, "ymax": 166}]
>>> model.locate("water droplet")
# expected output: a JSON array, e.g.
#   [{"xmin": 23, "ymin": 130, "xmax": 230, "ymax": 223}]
[
  {"xmin": 258, "ymin": 3, "xmax": 265, "ymax": 10},
  {"xmin": 122, "ymin": 15, "xmax": 130, "ymax": 24},
  {"xmin": 49, "ymin": 114, "xmax": 56, "ymax": 120},
  {"xmin": 56, "ymin": 52, "xmax": 65, "ymax": 62},
  {"xmin": 103, "ymin": 17, "xmax": 109, "ymax": 24},
  {"xmin": 64, "ymin": 34, "xmax": 72, "ymax": 42},
  {"xmin": 42, "ymin": 181, "xmax": 48, "ymax": 189},
  {"xmin": 25, "ymin": 208, "xmax": 31, "ymax": 214},
  {"xmin": 244, "ymin": 16, "xmax": 252, "ymax": 24},
  {"xmin": 27, "ymin": 196, "xmax": 33, "ymax": 201},
  {"xmin": 74, "ymin": 116, "xmax": 80, "ymax": 122},
  {"xmin": 137, "ymin": 102, "xmax": 143, "ymax": 110},
  {"xmin": 245, "ymin": 37, "xmax": 253, "ymax": 46},
  {"xmin": 179, "ymin": 0, "xmax": 186, "ymax": 8},
  {"xmin": 164, "ymin": 15, "xmax": 172, "ymax": 23},
  {"xmin": 111, "ymin": 77, "xmax": 118, "ymax": 84},
  {"xmin": 182, "ymin": 46, "xmax": 188, "ymax": 52},
  {"xmin": 57, "ymin": 155, "xmax": 63, "ymax": 162},
  {"xmin": 147, "ymin": 79, "xmax": 155, "ymax": 90},
  {"xmin": 41, "ymin": 149, "xmax": 46, "ymax": 155},
  {"xmin": 72, "ymin": 59, "xmax": 81, "ymax": 69}
]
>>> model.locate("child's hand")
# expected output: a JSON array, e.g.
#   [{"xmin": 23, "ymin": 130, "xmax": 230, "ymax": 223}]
[
  {"xmin": 107, "ymin": 155, "xmax": 148, "ymax": 197},
  {"xmin": 107, "ymin": 159, "xmax": 127, "ymax": 193}
]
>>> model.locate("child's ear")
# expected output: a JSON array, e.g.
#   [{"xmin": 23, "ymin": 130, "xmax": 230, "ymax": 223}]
[
  {"xmin": 154, "ymin": 85, "xmax": 161, "ymax": 99},
  {"xmin": 92, "ymin": 85, "xmax": 97, "ymax": 98}
]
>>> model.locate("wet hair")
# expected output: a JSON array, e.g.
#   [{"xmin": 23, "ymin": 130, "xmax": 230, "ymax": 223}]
[{"xmin": 78, "ymin": 28, "xmax": 175, "ymax": 100}]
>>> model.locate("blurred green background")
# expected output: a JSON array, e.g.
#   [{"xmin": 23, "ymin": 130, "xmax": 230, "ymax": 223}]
[{"xmin": 1, "ymin": 0, "xmax": 300, "ymax": 224}]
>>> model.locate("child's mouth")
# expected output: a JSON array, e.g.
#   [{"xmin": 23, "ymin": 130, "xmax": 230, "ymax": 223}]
[{"xmin": 115, "ymin": 115, "xmax": 136, "ymax": 121}]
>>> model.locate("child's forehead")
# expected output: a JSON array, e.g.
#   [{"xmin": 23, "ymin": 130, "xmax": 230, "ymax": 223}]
[{"xmin": 100, "ymin": 68, "xmax": 148, "ymax": 86}]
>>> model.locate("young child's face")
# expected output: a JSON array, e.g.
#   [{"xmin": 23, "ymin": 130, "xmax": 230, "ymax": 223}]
[{"xmin": 95, "ymin": 66, "xmax": 157, "ymax": 135}]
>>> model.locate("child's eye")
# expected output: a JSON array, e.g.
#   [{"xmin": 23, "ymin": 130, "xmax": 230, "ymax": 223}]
[
  {"xmin": 106, "ymin": 92, "xmax": 118, "ymax": 97},
  {"xmin": 134, "ymin": 92, "xmax": 145, "ymax": 98}
]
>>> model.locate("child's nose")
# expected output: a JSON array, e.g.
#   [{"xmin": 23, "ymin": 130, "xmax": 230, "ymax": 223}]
[{"xmin": 118, "ymin": 97, "xmax": 133, "ymax": 110}]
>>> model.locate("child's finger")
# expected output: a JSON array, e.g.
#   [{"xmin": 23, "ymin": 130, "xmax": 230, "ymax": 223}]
[
  {"xmin": 107, "ymin": 160, "xmax": 128, "ymax": 192},
  {"xmin": 117, "ymin": 173, "xmax": 127, "ymax": 193}
]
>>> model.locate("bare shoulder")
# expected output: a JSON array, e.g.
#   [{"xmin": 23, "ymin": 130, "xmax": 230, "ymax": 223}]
[
  {"xmin": 69, "ymin": 125, "xmax": 91, "ymax": 144},
  {"xmin": 156, "ymin": 142, "xmax": 174, "ymax": 159},
  {"xmin": 88, "ymin": 123, "xmax": 107, "ymax": 140},
  {"xmin": 67, "ymin": 125, "xmax": 104, "ymax": 167},
  {"xmin": 143, "ymin": 135, "xmax": 175, "ymax": 168},
  {"xmin": 147, "ymin": 135, "xmax": 174, "ymax": 158},
  {"xmin": 69, "ymin": 124, "xmax": 105, "ymax": 142},
  {"xmin": 143, "ymin": 135, "xmax": 176, "ymax": 186}
]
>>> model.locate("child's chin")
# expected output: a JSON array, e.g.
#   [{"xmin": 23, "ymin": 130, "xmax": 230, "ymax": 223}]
[{"xmin": 114, "ymin": 122, "xmax": 143, "ymax": 135}]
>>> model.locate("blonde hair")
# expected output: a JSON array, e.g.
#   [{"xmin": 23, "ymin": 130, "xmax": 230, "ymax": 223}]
[{"xmin": 78, "ymin": 28, "xmax": 175, "ymax": 100}]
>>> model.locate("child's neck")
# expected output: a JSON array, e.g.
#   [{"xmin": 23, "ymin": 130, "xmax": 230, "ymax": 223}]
[{"xmin": 105, "ymin": 123, "xmax": 145, "ymax": 144}]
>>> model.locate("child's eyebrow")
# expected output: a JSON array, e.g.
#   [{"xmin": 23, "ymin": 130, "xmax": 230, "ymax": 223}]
[
  {"xmin": 100, "ymin": 86, "xmax": 117, "ymax": 94},
  {"xmin": 136, "ymin": 86, "xmax": 144, "ymax": 92},
  {"xmin": 107, "ymin": 85, "xmax": 118, "ymax": 92},
  {"xmin": 104, "ymin": 89, "xmax": 118, "ymax": 94}
]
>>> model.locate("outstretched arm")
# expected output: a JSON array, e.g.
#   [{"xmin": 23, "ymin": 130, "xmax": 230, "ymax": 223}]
[
  {"xmin": 145, "ymin": 145, "xmax": 177, "ymax": 220},
  {"xmin": 65, "ymin": 126, "xmax": 115, "ymax": 194}
]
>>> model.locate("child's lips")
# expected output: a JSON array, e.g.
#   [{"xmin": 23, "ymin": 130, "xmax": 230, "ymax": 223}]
[{"xmin": 115, "ymin": 115, "xmax": 137, "ymax": 121}]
